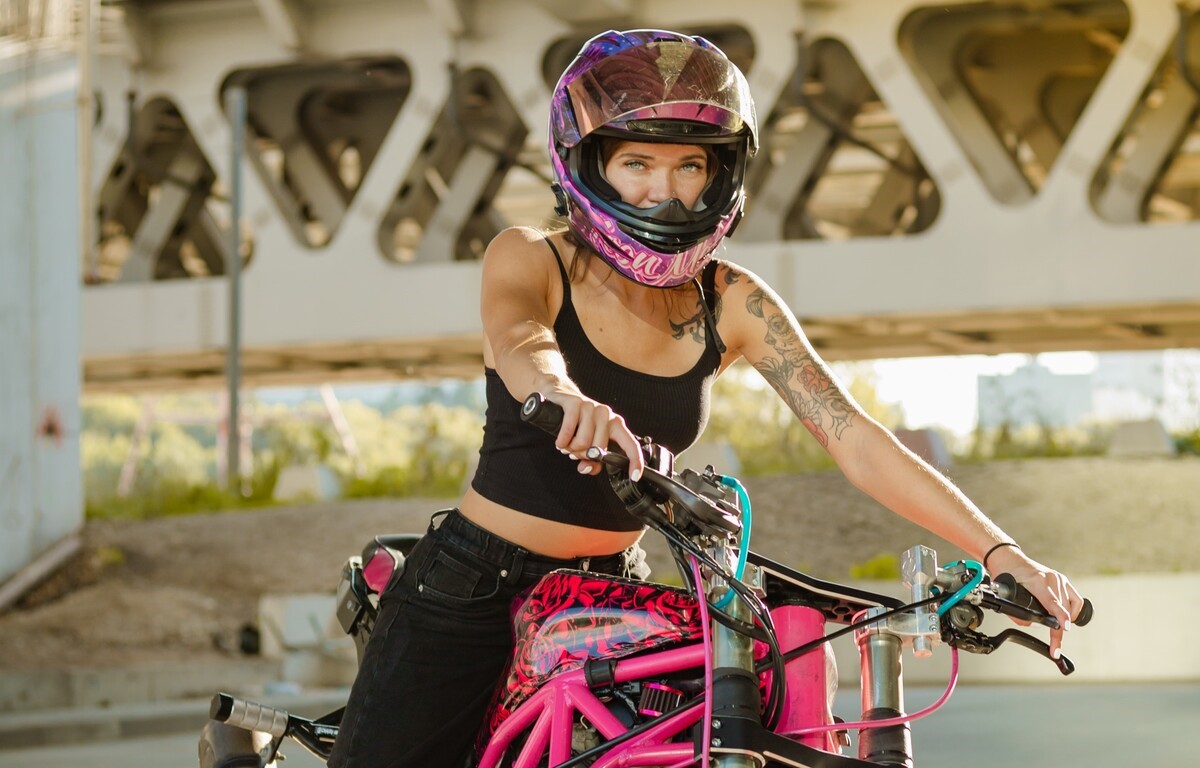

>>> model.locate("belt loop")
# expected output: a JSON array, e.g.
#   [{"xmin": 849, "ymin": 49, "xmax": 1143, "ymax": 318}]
[
  {"xmin": 505, "ymin": 548, "xmax": 527, "ymax": 586},
  {"xmin": 429, "ymin": 509, "xmax": 452, "ymax": 532}
]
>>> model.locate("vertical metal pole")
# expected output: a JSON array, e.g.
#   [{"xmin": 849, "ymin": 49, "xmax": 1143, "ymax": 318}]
[
  {"xmin": 224, "ymin": 86, "xmax": 246, "ymax": 493},
  {"xmin": 78, "ymin": 0, "xmax": 98, "ymax": 276}
]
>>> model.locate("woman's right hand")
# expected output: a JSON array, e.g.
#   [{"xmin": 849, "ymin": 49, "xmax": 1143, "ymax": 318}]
[{"xmin": 543, "ymin": 387, "xmax": 645, "ymax": 481}]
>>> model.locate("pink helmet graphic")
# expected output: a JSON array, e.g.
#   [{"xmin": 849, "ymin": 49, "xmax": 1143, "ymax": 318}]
[{"xmin": 549, "ymin": 29, "xmax": 759, "ymax": 288}]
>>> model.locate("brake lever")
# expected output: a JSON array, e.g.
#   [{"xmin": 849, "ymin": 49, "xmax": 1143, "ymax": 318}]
[
  {"xmin": 586, "ymin": 447, "xmax": 741, "ymax": 536},
  {"xmin": 992, "ymin": 629, "xmax": 1075, "ymax": 675},
  {"xmin": 945, "ymin": 625, "xmax": 1074, "ymax": 676}
]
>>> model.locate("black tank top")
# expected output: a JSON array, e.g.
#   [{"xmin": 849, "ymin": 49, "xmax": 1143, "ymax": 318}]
[{"xmin": 470, "ymin": 237, "xmax": 724, "ymax": 531}]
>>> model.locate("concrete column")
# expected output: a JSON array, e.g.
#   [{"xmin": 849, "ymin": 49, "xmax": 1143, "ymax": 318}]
[{"xmin": 0, "ymin": 51, "xmax": 84, "ymax": 584}]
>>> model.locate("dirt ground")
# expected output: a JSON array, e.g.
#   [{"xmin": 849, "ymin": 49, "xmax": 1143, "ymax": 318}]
[{"xmin": 1, "ymin": 455, "xmax": 1197, "ymax": 671}]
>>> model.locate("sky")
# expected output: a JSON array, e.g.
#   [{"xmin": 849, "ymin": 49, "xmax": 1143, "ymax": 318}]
[{"xmin": 868, "ymin": 351, "xmax": 1100, "ymax": 437}]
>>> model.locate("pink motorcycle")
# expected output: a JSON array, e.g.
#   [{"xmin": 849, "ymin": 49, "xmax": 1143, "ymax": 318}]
[{"xmin": 200, "ymin": 394, "xmax": 1092, "ymax": 768}]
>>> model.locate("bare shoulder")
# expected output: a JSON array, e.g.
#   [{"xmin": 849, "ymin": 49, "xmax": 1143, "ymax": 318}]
[
  {"xmin": 711, "ymin": 259, "xmax": 790, "ymax": 318},
  {"xmin": 484, "ymin": 225, "xmax": 551, "ymax": 261},
  {"xmin": 480, "ymin": 227, "xmax": 566, "ymax": 326},
  {"xmin": 482, "ymin": 226, "xmax": 559, "ymax": 281}
]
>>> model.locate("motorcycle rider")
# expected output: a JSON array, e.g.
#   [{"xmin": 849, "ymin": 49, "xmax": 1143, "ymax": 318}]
[{"xmin": 328, "ymin": 29, "xmax": 1086, "ymax": 768}]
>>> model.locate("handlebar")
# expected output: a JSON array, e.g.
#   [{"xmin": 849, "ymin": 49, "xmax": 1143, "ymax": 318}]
[
  {"xmin": 211, "ymin": 692, "xmax": 289, "ymax": 737},
  {"xmin": 522, "ymin": 392, "xmax": 1093, "ymax": 674},
  {"xmin": 991, "ymin": 572, "xmax": 1094, "ymax": 628},
  {"xmin": 210, "ymin": 692, "xmax": 337, "ymax": 761},
  {"xmin": 520, "ymin": 393, "xmax": 741, "ymax": 536},
  {"xmin": 935, "ymin": 561, "xmax": 1094, "ymax": 675}
]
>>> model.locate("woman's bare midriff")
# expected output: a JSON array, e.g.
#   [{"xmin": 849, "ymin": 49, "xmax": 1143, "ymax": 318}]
[{"xmin": 458, "ymin": 486, "xmax": 644, "ymax": 559}]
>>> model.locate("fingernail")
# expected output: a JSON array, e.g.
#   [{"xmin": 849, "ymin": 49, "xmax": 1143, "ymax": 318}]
[
  {"xmin": 1064, "ymin": 619, "xmax": 1073, "ymax": 631},
  {"xmin": 631, "ymin": 469, "xmax": 642, "ymax": 482},
  {"xmin": 568, "ymin": 453, "xmax": 578, "ymax": 461},
  {"xmin": 558, "ymin": 448, "xmax": 568, "ymax": 454},
  {"xmin": 1051, "ymin": 647, "xmax": 1061, "ymax": 660},
  {"xmin": 577, "ymin": 463, "xmax": 591, "ymax": 474}
]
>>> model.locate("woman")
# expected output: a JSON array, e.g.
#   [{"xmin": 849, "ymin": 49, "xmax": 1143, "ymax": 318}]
[{"xmin": 329, "ymin": 29, "xmax": 1085, "ymax": 768}]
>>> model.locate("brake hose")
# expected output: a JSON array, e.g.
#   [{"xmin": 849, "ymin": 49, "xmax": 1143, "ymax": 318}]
[
  {"xmin": 935, "ymin": 560, "xmax": 983, "ymax": 616},
  {"xmin": 712, "ymin": 474, "xmax": 751, "ymax": 610}
]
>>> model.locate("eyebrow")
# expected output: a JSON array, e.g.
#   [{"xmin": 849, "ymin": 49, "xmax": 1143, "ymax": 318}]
[{"xmin": 615, "ymin": 148, "xmax": 709, "ymax": 163}]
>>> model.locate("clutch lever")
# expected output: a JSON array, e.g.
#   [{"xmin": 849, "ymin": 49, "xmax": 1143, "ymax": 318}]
[{"xmin": 945, "ymin": 625, "xmax": 1075, "ymax": 676}]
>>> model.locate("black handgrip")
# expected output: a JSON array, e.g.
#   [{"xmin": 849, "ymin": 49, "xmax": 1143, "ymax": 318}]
[
  {"xmin": 209, "ymin": 692, "xmax": 289, "ymax": 738},
  {"xmin": 994, "ymin": 574, "xmax": 1094, "ymax": 627},
  {"xmin": 1075, "ymin": 598, "xmax": 1094, "ymax": 627},
  {"xmin": 521, "ymin": 393, "xmax": 565, "ymax": 435}
]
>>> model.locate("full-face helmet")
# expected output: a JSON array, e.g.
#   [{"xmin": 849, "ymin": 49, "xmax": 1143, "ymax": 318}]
[{"xmin": 548, "ymin": 29, "xmax": 758, "ymax": 288}]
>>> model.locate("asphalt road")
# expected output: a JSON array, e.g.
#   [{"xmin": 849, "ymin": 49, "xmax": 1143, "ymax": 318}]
[{"xmin": 1, "ymin": 684, "xmax": 1196, "ymax": 768}]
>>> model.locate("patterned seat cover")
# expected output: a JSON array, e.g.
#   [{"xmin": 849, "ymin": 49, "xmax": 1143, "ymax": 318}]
[{"xmin": 480, "ymin": 570, "xmax": 703, "ymax": 742}]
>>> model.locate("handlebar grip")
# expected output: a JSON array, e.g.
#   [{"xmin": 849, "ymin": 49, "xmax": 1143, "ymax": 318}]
[
  {"xmin": 521, "ymin": 393, "xmax": 564, "ymax": 436},
  {"xmin": 210, "ymin": 692, "xmax": 289, "ymax": 738},
  {"xmin": 1075, "ymin": 598, "xmax": 1094, "ymax": 627},
  {"xmin": 994, "ymin": 574, "xmax": 1094, "ymax": 627}
]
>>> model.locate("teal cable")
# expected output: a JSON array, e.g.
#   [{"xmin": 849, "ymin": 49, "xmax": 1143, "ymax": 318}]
[
  {"xmin": 936, "ymin": 560, "xmax": 983, "ymax": 615},
  {"xmin": 712, "ymin": 475, "xmax": 751, "ymax": 610}
]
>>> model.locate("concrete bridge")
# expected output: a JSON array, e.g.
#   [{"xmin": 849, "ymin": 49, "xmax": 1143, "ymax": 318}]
[{"xmin": 3, "ymin": 0, "xmax": 1200, "ymax": 579}]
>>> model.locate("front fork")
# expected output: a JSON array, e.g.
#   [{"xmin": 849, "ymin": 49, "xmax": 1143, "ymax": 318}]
[
  {"xmin": 705, "ymin": 546, "xmax": 942, "ymax": 768},
  {"xmin": 854, "ymin": 544, "xmax": 941, "ymax": 767},
  {"xmin": 708, "ymin": 564, "xmax": 762, "ymax": 768}
]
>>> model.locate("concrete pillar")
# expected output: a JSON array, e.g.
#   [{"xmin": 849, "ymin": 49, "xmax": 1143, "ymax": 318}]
[{"xmin": 0, "ymin": 51, "xmax": 84, "ymax": 585}]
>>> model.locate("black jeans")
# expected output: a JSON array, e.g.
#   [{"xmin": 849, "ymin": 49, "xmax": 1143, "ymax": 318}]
[{"xmin": 327, "ymin": 509, "xmax": 645, "ymax": 768}]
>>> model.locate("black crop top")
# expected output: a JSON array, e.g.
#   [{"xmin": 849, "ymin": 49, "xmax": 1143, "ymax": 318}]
[{"xmin": 470, "ymin": 237, "xmax": 724, "ymax": 532}]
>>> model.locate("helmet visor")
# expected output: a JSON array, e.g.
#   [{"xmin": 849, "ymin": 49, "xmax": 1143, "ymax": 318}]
[{"xmin": 561, "ymin": 39, "xmax": 756, "ymax": 148}]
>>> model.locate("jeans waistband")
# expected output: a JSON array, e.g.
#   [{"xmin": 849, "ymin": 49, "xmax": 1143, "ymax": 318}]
[{"xmin": 430, "ymin": 508, "xmax": 629, "ymax": 578}]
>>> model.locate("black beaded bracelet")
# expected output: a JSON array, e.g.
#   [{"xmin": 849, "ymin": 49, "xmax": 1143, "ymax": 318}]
[{"xmin": 983, "ymin": 541, "xmax": 1021, "ymax": 572}]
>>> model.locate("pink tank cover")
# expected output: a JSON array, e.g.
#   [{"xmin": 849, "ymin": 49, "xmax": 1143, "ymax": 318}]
[{"xmin": 481, "ymin": 571, "xmax": 702, "ymax": 741}]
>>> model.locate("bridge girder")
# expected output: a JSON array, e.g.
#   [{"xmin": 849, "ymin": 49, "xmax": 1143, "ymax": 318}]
[{"xmin": 80, "ymin": 0, "xmax": 1200, "ymax": 389}]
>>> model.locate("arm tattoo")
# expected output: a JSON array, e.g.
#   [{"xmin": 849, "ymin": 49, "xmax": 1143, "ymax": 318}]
[{"xmin": 746, "ymin": 287, "xmax": 856, "ymax": 447}]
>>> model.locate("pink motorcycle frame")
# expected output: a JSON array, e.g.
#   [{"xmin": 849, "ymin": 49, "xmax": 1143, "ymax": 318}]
[{"xmin": 475, "ymin": 564, "xmax": 842, "ymax": 768}]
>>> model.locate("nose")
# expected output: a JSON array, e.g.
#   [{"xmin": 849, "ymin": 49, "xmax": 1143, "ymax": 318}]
[{"xmin": 645, "ymin": 169, "xmax": 677, "ymax": 206}]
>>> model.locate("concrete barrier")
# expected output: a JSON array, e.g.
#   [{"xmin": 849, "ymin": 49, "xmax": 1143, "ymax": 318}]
[
  {"xmin": 1, "ymin": 574, "xmax": 1193, "ymax": 714},
  {"xmin": 831, "ymin": 574, "xmax": 1200, "ymax": 685}
]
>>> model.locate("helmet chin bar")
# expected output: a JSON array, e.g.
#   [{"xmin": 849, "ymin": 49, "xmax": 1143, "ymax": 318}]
[{"xmin": 622, "ymin": 197, "xmax": 695, "ymax": 224}]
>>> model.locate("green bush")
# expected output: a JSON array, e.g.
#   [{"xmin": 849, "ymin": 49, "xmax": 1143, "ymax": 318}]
[
  {"xmin": 958, "ymin": 422, "xmax": 1109, "ymax": 462},
  {"xmin": 85, "ymin": 479, "xmax": 271, "ymax": 520},
  {"xmin": 849, "ymin": 553, "xmax": 901, "ymax": 580},
  {"xmin": 1174, "ymin": 428, "xmax": 1200, "ymax": 455},
  {"xmin": 80, "ymin": 391, "xmax": 485, "ymax": 517}
]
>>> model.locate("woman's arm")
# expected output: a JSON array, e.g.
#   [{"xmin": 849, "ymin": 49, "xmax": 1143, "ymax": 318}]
[
  {"xmin": 717, "ymin": 262, "xmax": 1084, "ymax": 655},
  {"xmin": 480, "ymin": 228, "xmax": 644, "ymax": 478}
]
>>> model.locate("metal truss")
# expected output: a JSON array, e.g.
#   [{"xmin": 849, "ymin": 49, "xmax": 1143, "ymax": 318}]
[{"xmin": 77, "ymin": 0, "xmax": 1200, "ymax": 389}]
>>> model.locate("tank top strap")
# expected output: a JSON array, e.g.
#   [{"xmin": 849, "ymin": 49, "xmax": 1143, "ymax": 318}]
[
  {"xmin": 542, "ymin": 234, "xmax": 571, "ymax": 295},
  {"xmin": 697, "ymin": 260, "xmax": 726, "ymax": 355},
  {"xmin": 701, "ymin": 259, "xmax": 719, "ymax": 312}
]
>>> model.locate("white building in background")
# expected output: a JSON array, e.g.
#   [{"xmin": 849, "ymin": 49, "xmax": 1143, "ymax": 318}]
[
  {"xmin": 977, "ymin": 363, "xmax": 1093, "ymax": 428},
  {"xmin": 977, "ymin": 350, "xmax": 1200, "ymax": 431}
]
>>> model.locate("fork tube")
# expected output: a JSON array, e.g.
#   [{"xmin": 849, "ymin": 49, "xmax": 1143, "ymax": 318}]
[
  {"xmin": 709, "ymin": 587, "xmax": 758, "ymax": 768},
  {"xmin": 856, "ymin": 609, "xmax": 913, "ymax": 767}
]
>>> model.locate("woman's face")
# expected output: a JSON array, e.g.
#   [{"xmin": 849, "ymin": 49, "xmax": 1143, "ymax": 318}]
[{"xmin": 603, "ymin": 141, "xmax": 711, "ymax": 210}]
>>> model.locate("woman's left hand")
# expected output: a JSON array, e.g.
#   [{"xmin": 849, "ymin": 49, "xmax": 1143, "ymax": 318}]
[{"xmin": 985, "ymin": 546, "xmax": 1085, "ymax": 660}]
